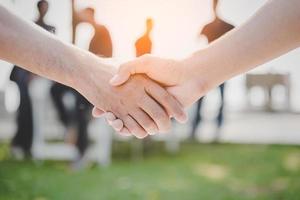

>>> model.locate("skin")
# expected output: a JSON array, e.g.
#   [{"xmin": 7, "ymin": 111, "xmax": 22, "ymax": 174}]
[
  {"xmin": 0, "ymin": 5, "xmax": 187, "ymax": 138},
  {"xmin": 103, "ymin": 0, "xmax": 300, "ymax": 135}
]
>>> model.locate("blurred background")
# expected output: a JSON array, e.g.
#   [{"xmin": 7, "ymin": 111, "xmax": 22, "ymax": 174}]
[{"xmin": 0, "ymin": 0, "xmax": 299, "ymax": 199}]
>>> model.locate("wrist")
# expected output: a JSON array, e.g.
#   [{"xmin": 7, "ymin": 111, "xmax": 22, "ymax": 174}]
[
  {"xmin": 66, "ymin": 45, "xmax": 113, "ymax": 89},
  {"xmin": 182, "ymin": 49, "xmax": 228, "ymax": 91},
  {"xmin": 176, "ymin": 58, "xmax": 191, "ymax": 84},
  {"xmin": 66, "ymin": 47, "xmax": 116, "ymax": 109}
]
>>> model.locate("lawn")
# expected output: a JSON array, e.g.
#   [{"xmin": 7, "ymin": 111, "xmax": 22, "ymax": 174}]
[{"xmin": 0, "ymin": 142, "xmax": 299, "ymax": 200}]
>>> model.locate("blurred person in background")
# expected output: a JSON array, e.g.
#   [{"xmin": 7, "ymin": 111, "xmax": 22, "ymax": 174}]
[
  {"xmin": 135, "ymin": 18, "xmax": 153, "ymax": 57},
  {"xmin": 81, "ymin": 7, "xmax": 113, "ymax": 58},
  {"xmin": 10, "ymin": 0, "xmax": 55, "ymax": 159},
  {"xmin": 190, "ymin": 0, "xmax": 235, "ymax": 141},
  {"xmin": 50, "ymin": 6, "xmax": 113, "ymax": 168}
]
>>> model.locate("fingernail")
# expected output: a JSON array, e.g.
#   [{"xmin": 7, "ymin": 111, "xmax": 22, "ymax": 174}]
[
  {"xmin": 136, "ymin": 134, "xmax": 147, "ymax": 139},
  {"xmin": 120, "ymin": 132, "xmax": 131, "ymax": 137},
  {"xmin": 105, "ymin": 113, "xmax": 116, "ymax": 121},
  {"xmin": 148, "ymin": 132, "xmax": 156, "ymax": 135},
  {"xmin": 109, "ymin": 75, "xmax": 121, "ymax": 85},
  {"xmin": 93, "ymin": 114, "xmax": 101, "ymax": 118},
  {"xmin": 177, "ymin": 113, "xmax": 188, "ymax": 124}
]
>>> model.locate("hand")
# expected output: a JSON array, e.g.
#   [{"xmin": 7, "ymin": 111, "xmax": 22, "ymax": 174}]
[
  {"xmin": 94, "ymin": 78, "xmax": 208, "ymax": 135},
  {"xmin": 109, "ymin": 54, "xmax": 189, "ymax": 87},
  {"xmin": 75, "ymin": 59, "xmax": 187, "ymax": 138},
  {"xmin": 92, "ymin": 55, "xmax": 209, "ymax": 136}
]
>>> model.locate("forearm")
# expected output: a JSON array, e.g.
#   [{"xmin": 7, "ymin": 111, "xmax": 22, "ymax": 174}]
[
  {"xmin": 184, "ymin": 0, "xmax": 300, "ymax": 89},
  {"xmin": 0, "ymin": 5, "xmax": 113, "ymax": 88}
]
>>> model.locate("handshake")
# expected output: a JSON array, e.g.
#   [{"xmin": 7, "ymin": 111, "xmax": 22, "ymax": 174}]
[
  {"xmin": 1, "ymin": 0, "xmax": 298, "ymax": 139},
  {"xmin": 76, "ymin": 54, "xmax": 215, "ymax": 139}
]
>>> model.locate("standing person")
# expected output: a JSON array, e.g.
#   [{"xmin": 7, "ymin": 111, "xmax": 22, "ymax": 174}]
[
  {"xmin": 135, "ymin": 18, "xmax": 153, "ymax": 57},
  {"xmin": 190, "ymin": 0, "xmax": 235, "ymax": 141},
  {"xmin": 10, "ymin": 0, "xmax": 55, "ymax": 158},
  {"xmin": 84, "ymin": 8, "xmax": 113, "ymax": 57},
  {"xmin": 74, "ymin": 7, "xmax": 113, "ymax": 57},
  {"xmin": 51, "ymin": 7, "xmax": 114, "ymax": 165},
  {"xmin": 74, "ymin": 7, "xmax": 113, "ymax": 162}
]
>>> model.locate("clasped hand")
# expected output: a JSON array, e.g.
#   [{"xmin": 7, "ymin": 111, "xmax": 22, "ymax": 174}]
[{"xmin": 92, "ymin": 55, "xmax": 209, "ymax": 138}]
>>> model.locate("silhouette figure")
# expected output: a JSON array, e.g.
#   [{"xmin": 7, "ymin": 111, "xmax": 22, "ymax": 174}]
[
  {"xmin": 191, "ymin": 0, "xmax": 235, "ymax": 140},
  {"xmin": 10, "ymin": 0, "xmax": 55, "ymax": 158},
  {"xmin": 35, "ymin": 0, "xmax": 55, "ymax": 33},
  {"xmin": 135, "ymin": 18, "xmax": 153, "ymax": 57},
  {"xmin": 51, "ymin": 7, "xmax": 113, "ymax": 165},
  {"xmin": 76, "ymin": 7, "xmax": 113, "ymax": 57}
]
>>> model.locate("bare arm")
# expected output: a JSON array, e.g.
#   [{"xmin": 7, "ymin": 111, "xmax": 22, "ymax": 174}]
[
  {"xmin": 0, "ymin": 5, "xmax": 92, "ymax": 87},
  {"xmin": 106, "ymin": 0, "xmax": 300, "ymax": 133},
  {"xmin": 184, "ymin": 0, "xmax": 300, "ymax": 89},
  {"xmin": 0, "ymin": 5, "xmax": 186, "ymax": 137}
]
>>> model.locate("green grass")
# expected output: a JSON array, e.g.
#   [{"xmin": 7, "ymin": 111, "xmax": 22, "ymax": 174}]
[{"xmin": 0, "ymin": 142, "xmax": 300, "ymax": 200}]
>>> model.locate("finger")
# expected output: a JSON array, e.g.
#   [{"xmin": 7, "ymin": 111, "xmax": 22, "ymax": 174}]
[
  {"xmin": 105, "ymin": 114, "xmax": 130, "ymax": 135},
  {"xmin": 92, "ymin": 107, "xmax": 105, "ymax": 118},
  {"xmin": 119, "ymin": 127, "xmax": 131, "ymax": 136},
  {"xmin": 111, "ymin": 119, "xmax": 124, "ymax": 132},
  {"xmin": 138, "ymin": 94, "xmax": 171, "ymax": 133},
  {"xmin": 104, "ymin": 112, "xmax": 117, "ymax": 122},
  {"xmin": 122, "ymin": 115, "xmax": 148, "ymax": 139},
  {"xmin": 145, "ymin": 83, "xmax": 188, "ymax": 123},
  {"xmin": 130, "ymin": 108, "xmax": 158, "ymax": 135},
  {"xmin": 110, "ymin": 57, "xmax": 149, "ymax": 86}
]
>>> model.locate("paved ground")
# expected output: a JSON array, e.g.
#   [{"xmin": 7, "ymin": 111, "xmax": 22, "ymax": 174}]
[
  {"xmin": 1, "ymin": 111, "xmax": 300, "ymax": 145},
  {"xmin": 193, "ymin": 111, "xmax": 300, "ymax": 145}
]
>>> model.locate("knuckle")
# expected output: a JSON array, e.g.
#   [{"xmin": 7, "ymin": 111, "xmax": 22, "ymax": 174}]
[
  {"xmin": 137, "ymin": 93, "xmax": 148, "ymax": 107},
  {"xmin": 162, "ymin": 92, "xmax": 173, "ymax": 104},
  {"xmin": 112, "ymin": 107, "xmax": 127, "ymax": 119},
  {"xmin": 152, "ymin": 110, "xmax": 164, "ymax": 120}
]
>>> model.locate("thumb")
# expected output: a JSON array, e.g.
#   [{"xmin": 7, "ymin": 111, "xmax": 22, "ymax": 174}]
[
  {"xmin": 110, "ymin": 58, "xmax": 148, "ymax": 86},
  {"xmin": 92, "ymin": 107, "xmax": 105, "ymax": 118},
  {"xmin": 110, "ymin": 64, "xmax": 132, "ymax": 86}
]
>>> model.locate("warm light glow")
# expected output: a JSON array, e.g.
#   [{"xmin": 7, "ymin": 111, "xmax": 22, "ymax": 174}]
[
  {"xmin": 1, "ymin": 0, "xmax": 300, "ymax": 110},
  {"xmin": 89, "ymin": 0, "xmax": 213, "ymax": 61}
]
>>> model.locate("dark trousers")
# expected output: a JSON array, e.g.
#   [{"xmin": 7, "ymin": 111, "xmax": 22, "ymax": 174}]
[
  {"xmin": 191, "ymin": 83, "xmax": 225, "ymax": 138},
  {"xmin": 50, "ymin": 83, "xmax": 75, "ymax": 127},
  {"xmin": 11, "ymin": 78, "xmax": 33, "ymax": 154},
  {"xmin": 50, "ymin": 83, "xmax": 91, "ymax": 156},
  {"xmin": 75, "ymin": 94, "xmax": 91, "ymax": 156}
]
